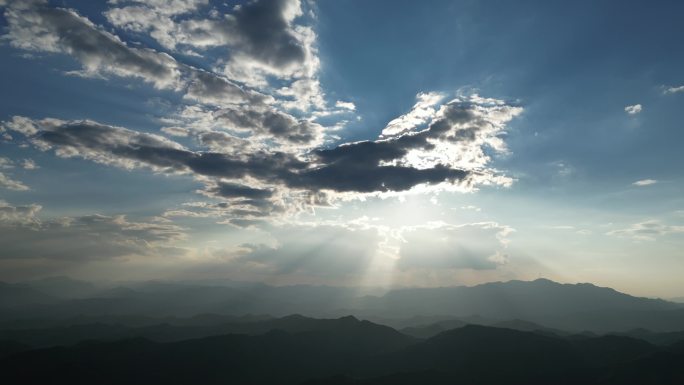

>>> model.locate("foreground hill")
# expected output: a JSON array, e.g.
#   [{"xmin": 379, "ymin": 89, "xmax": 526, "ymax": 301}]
[
  {"xmin": 0, "ymin": 314, "xmax": 414, "ymax": 350},
  {"xmin": 1, "ymin": 319, "xmax": 682, "ymax": 385}
]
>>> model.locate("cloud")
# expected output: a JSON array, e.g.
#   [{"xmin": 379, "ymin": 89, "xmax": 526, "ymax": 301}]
[
  {"xmin": 632, "ymin": 179, "xmax": 657, "ymax": 186},
  {"xmin": 1, "ymin": 116, "xmax": 39, "ymax": 136},
  {"xmin": 0, "ymin": 172, "xmax": 29, "ymax": 191},
  {"xmin": 104, "ymin": 0, "xmax": 209, "ymax": 51},
  {"xmin": 307, "ymin": 94, "xmax": 521, "ymax": 193},
  {"xmin": 160, "ymin": 127, "xmax": 191, "ymax": 137},
  {"xmin": 664, "ymin": 85, "xmax": 684, "ymax": 94},
  {"xmin": 0, "ymin": 156, "xmax": 39, "ymax": 170},
  {"xmin": 607, "ymin": 220, "xmax": 684, "ymax": 241},
  {"xmin": 184, "ymin": 70, "xmax": 267, "ymax": 106},
  {"xmin": 396, "ymin": 222, "xmax": 513, "ymax": 271},
  {"xmin": 624, "ymin": 104, "xmax": 642, "ymax": 115},
  {"xmin": 1, "ymin": 0, "xmax": 341, "ymax": 158},
  {"xmin": 205, "ymin": 182, "xmax": 273, "ymax": 200},
  {"xmin": 0, "ymin": 200, "xmax": 41, "ymax": 225},
  {"xmin": 209, "ymin": 105, "xmax": 326, "ymax": 145},
  {"xmin": 0, "ymin": 157, "xmax": 13, "ymax": 169},
  {"xmin": 381, "ymin": 92, "xmax": 446, "ymax": 137},
  {"xmin": 3, "ymin": 0, "xmax": 182, "ymax": 89},
  {"xmin": 335, "ymin": 101, "xmax": 356, "ymax": 111},
  {"xmin": 0, "ymin": 201, "xmax": 186, "ymax": 260},
  {"xmin": 105, "ymin": 0, "xmax": 318, "ymax": 79},
  {"xmin": 3, "ymin": 91, "xmax": 520, "ymax": 221},
  {"xmin": 2, "ymin": 1, "xmax": 272, "ymax": 108},
  {"xmin": 216, "ymin": 0, "xmax": 319, "ymax": 85},
  {"xmin": 21, "ymin": 159, "xmax": 38, "ymax": 170},
  {"xmin": 105, "ymin": 0, "xmax": 324, "ymax": 109},
  {"xmin": 22, "ymin": 118, "xmax": 192, "ymax": 172}
]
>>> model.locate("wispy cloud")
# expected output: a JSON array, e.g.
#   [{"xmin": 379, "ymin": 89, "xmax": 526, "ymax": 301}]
[
  {"xmin": 607, "ymin": 220, "xmax": 684, "ymax": 241},
  {"xmin": 632, "ymin": 179, "xmax": 657, "ymax": 186},
  {"xmin": 664, "ymin": 85, "xmax": 684, "ymax": 94},
  {"xmin": 0, "ymin": 172, "xmax": 29, "ymax": 191},
  {"xmin": 0, "ymin": 200, "xmax": 186, "ymax": 260}
]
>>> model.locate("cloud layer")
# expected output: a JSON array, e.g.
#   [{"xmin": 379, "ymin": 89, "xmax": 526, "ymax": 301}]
[
  {"xmin": 0, "ymin": 0, "xmax": 525, "ymax": 281},
  {"xmin": 0, "ymin": 201, "xmax": 186, "ymax": 260}
]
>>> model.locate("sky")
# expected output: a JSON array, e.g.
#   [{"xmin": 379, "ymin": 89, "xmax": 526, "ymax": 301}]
[{"xmin": 0, "ymin": 0, "xmax": 683, "ymax": 298}]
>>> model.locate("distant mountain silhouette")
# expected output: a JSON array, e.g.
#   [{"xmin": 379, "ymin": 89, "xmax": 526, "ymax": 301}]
[
  {"xmin": 20, "ymin": 276, "xmax": 99, "ymax": 299},
  {"xmin": 353, "ymin": 279, "xmax": 682, "ymax": 331},
  {"xmin": 0, "ymin": 282, "xmax": 58, "ymax": 308},
  {"xmin": 2, "ymin": 278, "xmax": 683, "ymax": 332}
]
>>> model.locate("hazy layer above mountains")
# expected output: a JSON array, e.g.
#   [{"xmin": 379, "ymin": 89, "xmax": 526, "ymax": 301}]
[{"xmin": 1, "ymin": 277, "xmax": 683, "ymax": 332}]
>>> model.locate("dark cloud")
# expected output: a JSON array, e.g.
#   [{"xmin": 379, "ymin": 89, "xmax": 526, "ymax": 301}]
[
  {"xmin": 207, "ymin": 182, "xmax": 273, "ymax": 200},
  {"xmin": 220, "ymin": 0, "xmax": 307, "ymax": 70},
  {"xmin": 294, "ymin": 163, "xmax": 467, "ymax": 193},
  {"xmin": 196, "ymin": 131, "xmax": 248, "ymax": 152},
  {"xmin": 2, "ymin": 0, "xmax": 328, "ymax": 148},
  {"xmin": 213, "ymin": 106, "xmax": 323, "ymax": 144},
  {"xmin": 32, "ymin": 119, "xmax": 192, "ymax": 172},
  {"xmin": 3, "ymin": 0, "xmax": 272, "ymax": 106},
  {"xmin": 184, "ymin": 70, "xmax": 267, "ymax": 106},
  {"xmin": 3, "ymin": 0, "xmax": 181, "ymax": 89},
  {"xmin": 3, "ymin": 93, "xmax": 521, "ymax": 228},
  {"xmin": 104, "ymin": 0, "xmax": 309, "ymax": 73},
  {"xmin": 22, "ymin": 117, "xmax": 471, "ymax": 194}
]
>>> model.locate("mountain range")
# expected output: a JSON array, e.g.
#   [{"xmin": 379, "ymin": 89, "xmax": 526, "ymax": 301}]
[
  {"xmin": 2, "ymin": 277, "xmax": 683, "ymax": 332},
  {"xmin": 2, "ymin": 278, "xmax": 684, "ymax": 384}
]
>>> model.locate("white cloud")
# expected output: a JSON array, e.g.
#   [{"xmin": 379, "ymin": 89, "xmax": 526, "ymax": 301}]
[
  {"xmin": 1, "ymin": 116, "xmax": 38, "ymax": 136},
  {"xmin": 377, "ymin": 94, "xmax": 522, "ymax": 187},
  {"xmin": 21, "ymin": 159, "xmax": 39, "ymax": 170},
  {"xmin": 664, "ymin": 85, "xmax": 684, "ymax": 94},
  {"xmin": 0, "ymin": 157, "xmax": 13, "ymax": 169},
  {"xmin": 335, "ymin": 101, "xmax": 356, "ymax": 111},
  {"xmin": 381, "ymin": 92, "xmax": 446, "ymax": 137},
  {"xmin": 0, "ymin": 200, "xmax": 41, "ymax": 225},
  {"xmin": 632, "ymin": 179, "xmax": 657, "ymax": 186},
  {"xmin": 160, "ymin": 126, "xmax": 190, "ymax": 137},
  {"xmin": 624, "ymin": 104, "xmax": 642, "ymax": 115},
  {"xmin": 0, "ymin": 172, "xmax": 29, "ymax": 191}
]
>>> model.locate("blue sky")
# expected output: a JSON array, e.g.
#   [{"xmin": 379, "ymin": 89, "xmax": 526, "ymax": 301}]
[{"xmin": 0, "ymin": 0, "xmax": 683, "ymax": 297}]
